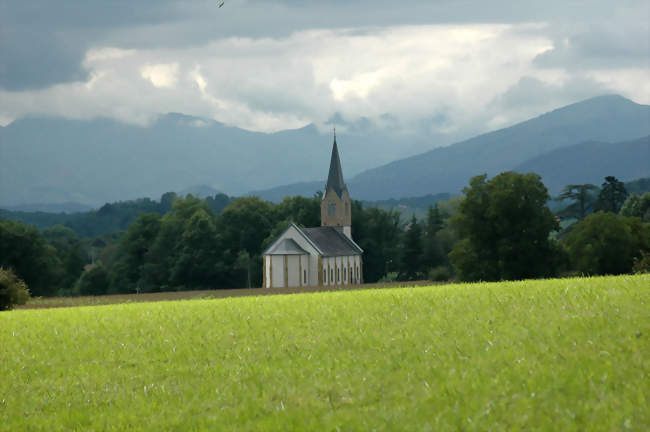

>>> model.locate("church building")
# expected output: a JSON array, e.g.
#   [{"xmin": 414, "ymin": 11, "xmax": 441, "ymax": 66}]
[{"xmin": 262, "ymin": 135, "xmax": 363, "ymax": 288}]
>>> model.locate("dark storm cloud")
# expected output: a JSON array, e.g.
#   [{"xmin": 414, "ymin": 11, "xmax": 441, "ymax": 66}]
[
  {"xmin": 4, "ymin": 0, "xmax": 646, "ymax": 91},
  {"xmin": 0, "ymin": 0, "xmax": 182, "ymax": 90},
  {"xmin": 534, "ymin": 23, "xmax": 650, "ymax": 70}
]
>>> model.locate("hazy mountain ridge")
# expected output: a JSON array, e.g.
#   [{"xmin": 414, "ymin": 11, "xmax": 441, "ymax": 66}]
[
  {"xmin": 0, "ymin": 114, "xmax": 428, "ymax": 207},
  {"xmin": 345, "ymin": 95, "xmax": 650, "ymax": 199},
  {"xmin": 514, "ymin": 136, "xmax": 650, "ymax": 194},
  {"xmin": 1, "ymin": 95, "xmax": 648, "ymax": 206}
]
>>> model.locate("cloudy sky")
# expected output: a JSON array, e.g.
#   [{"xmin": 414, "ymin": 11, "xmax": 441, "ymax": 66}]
[{"xmin": 1, "ymin": 0, "xmax": 648, "ymax": 140}]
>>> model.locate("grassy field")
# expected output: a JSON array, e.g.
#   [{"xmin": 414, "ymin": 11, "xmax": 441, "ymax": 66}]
[{"xmin": 1, "ymin": 275, "xmax": 648, "ymax": 431}]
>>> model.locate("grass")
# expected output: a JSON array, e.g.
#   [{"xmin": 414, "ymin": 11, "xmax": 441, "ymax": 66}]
[{"xmin": 1, "ymin": 275, "xmax": 648, "ymax": 431}]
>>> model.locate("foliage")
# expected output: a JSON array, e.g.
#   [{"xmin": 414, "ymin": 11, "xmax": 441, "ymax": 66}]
[
  {"xmin": 565, "ymin": 212, "xmax": 650, "ymax": 275},
  {"xmin": 352, "ymin": 201, "xmax": 402, "ymax": 282},
  {"xmin": 422, "ymin": 204, "xmax": 445, "ymax": 271},
  {"xmin": 400, "ymin": 215, "xmax": 424, "ymax": 280},
  {"xmin": 632, "ymin": 251, "xmax": 650, "ymax": 274},
  {"xmin": 594, "ymin": 176, "xmax": 628, "ymax": 213},
  {"xmin": 0, "ymin": 268, "xmax": 30, "ymax": 310},
  {"xmin": 42, "ymin": 225, "xmax": 86, "ymax": 290},
  {"xmin": 0, "ymin": 220, "xmax": 62, "ymax": 296},
  {"xmin": 620, "ymin": 192, "xmax": 650, "ymax": 221},
  {"xmin": 1, "ymin": 275, "xmax": 647, "ymax": 429},
  {"xmin": 554, "ymin": 184, "xmax": 599, "ymax": 219},
  {"xmin": 74, "ymin": 264, "xmax": 111, "ymax": 296},
  {"xmin": 449, "ymin": 172, "xmax": 560, "ymax": 282},
  {"xmin": 427, "ymin": 265, "xmax": 451, "ymax": 282},
  {"xmin": 0, "ymin": 192, "xmax": 234, "ymax": 238}
]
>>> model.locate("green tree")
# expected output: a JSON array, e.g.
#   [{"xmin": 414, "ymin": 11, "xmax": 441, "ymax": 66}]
[
  {"xmin": 449, "ymin": 172, "xmax": 560, "ymax": 282},
  {"xmin": 275, "ymin": 195, "xmax": 321, "ymax": 228},
  {"xmin": 352, "ymin": 202, "xmax": 401, "ymax": 283},
  {"xmin": 422, "ymin": 204, "xmax": 444, "ymax": 270},
  {"xmin": 169, "ymin": 208, "xmax": 224, "ymax": 289},
  {"xmin": 620, "ymin": 192, "xmax": 650, "ymax": 222},
  {"xmin": 595, "ymin": 176, "xmax": 628, "ymax": 213},
  {"xmin": 565, "ymin": 212, "xmax": 650, "ymax": 275},
  {"xmin": 109, "ymin": 212, "xmax": 162, "ymax": 293},
  {"xmin": 42, "ymin": 225, "xmax": 86, "ymax": 292},
  {"xmin": 0, "ymin": 220, "xmax": 62, "ymax": 296},
  {"xmin": 400, "ymin": 215, "xmax": 424, "ymax": 280},
  {"xmin": 0, "ymin": 268, "xmax": 30, "ymax": 310},
  {"xmin": 75, "ymin": 264, "xmax": 111, "ymax": 295},
  {"xmin": 555, "ymin": 184, "xmax": 599, "ymax": 219}
]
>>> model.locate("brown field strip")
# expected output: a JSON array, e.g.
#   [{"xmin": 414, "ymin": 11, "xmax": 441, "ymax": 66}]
[{"xmin": 17, "ymin": 280, "xmax": 443, "ymax": 309}]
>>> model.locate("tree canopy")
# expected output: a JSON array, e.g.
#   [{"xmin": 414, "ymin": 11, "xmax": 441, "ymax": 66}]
[{"xmin": 449, "ymin": 172, "xmax": 561, "ymax": 282}]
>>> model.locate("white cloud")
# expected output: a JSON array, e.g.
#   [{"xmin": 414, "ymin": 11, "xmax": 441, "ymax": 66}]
[
  {"xmin": 140, "ymin": 63, "xmax": 179, "ymax": 88},
  {"xmin": 0, "ymin": 22, "xmax": 647, "ymax": 136}
]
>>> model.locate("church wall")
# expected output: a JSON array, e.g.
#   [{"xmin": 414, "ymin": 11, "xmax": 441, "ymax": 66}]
[
  {"xmin": 309, "ymin": 255, "xmax": 319, "ymax": 286},
  {"xmin": 271, "ymin": 255, "xmax": 284, "ymax": 287},
  {"xmin": 287, "ymin": 255, "xmax": 300, "ymax": 287},
  {"xmin": 265, "ymin": 255, "xmax": 271, "ymax": 288}
]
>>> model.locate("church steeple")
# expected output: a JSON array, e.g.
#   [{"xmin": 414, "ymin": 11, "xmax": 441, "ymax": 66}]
[
  {"xmin": 325, "ymin": 130, "xmax": 347, "ymax": 198},
  {"xmin": 322, "ymin": 131, "xmax": 352, "ymax": 238}
]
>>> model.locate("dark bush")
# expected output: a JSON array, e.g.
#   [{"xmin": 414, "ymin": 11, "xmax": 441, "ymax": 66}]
[
  {"xmin": 0, "ymin": 268, "xmax": 30, "ymax": 310},
  {"xmin": 75, "ymin": 264, "xmax": 110, "ymax": 296}
]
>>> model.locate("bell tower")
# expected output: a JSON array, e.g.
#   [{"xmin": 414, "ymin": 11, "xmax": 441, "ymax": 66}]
[{"xmin": 321, "ymin": 131, "xmax": 352, "ymax": 239}]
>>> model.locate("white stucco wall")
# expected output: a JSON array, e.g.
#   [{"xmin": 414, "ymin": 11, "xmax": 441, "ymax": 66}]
[
  {"xmin": 287, "ymin": 255, "xmax": 300, "ymax": 287},
  {"xmin": 265, "ymin": 255, "xmax": 271, "ymax": 288},
  {"xmin": 271, "ymin": 255, "xmax": 284, "ymax": 287}
]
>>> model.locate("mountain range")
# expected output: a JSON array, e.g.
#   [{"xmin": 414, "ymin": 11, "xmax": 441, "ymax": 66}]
[{"xmin": 1, "ymin": 94, "xmax": 649, "ymax": 207}]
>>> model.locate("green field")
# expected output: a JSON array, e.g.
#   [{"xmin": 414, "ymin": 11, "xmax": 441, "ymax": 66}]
[{"xmin": 1, "ymin": 275, "xmax": 648, "ymax": 431}]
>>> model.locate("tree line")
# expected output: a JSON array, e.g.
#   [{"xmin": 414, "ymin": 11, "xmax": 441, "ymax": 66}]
[{"xmin": 1, "ymin": 174, "xmax": 649, "ymax": 306}]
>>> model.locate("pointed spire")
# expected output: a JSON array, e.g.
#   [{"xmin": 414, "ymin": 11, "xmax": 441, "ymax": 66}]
[{"xmin": 325, "ymin": 131, "xmax": 347, "ymax": 198}]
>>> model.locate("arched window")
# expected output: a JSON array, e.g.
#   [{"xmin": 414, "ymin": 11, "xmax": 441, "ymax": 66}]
[
  {"xmin": 304, "ymin": 270, "xmax": 307, "ymax": 284},
  {"xmin": 337, "ymin": 268, "xmax": 340, "ymax": 282},
  {"xmin": 328, "ymin": 201, "xmax": 336, "ymax": 216},
  {"xmin": 331, "ymin": 268, "xmax": 334, "ymax": 282},
  {"xmin": 344, "ymin": 267, "xmax": 347, "ymax": 282},
  {"xmin": 323, "ymin": 269, "xmax": 327, "ymax": 283}
]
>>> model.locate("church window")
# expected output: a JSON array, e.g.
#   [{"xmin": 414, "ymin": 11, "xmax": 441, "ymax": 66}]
[
  {"xmin": 323, "ymin": 269, "xmax": 327, "ymax": 283},
  {"xmin": 328, "ymin": 201, "xmax": 336, "ymax": 216},
  {"xmin": 344, "ymin": 267, "xmax": 347, "ymax": 282},
  {"xmin": 304, "ymin": 270, "xmax": 307, "ymax": 284},
  {"xmin": 337, "ymin": 268, "xmax": 340, "ymax": 282},
  {"xmin": 331, "ymin": 268, "xmax": 334, "ymax": 282}
]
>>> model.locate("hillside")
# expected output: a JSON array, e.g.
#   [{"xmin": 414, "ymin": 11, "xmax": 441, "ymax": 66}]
[
  {"xmin": 249, "ymin": 95, "xmax": 650, "ymax": 200},
  {"xmin": 0, "ymin": 115, "xmax": 425, "ymax": 207},
  {"xmin": 345, "ymin": 95, "xmax": 650, "ymax": 199},
  {"xmin": 514, "ymin": 136, "xmax": 650, "ymax": 194}
]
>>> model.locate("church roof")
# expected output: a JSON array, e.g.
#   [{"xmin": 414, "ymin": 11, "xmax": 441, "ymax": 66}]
[
  {"xmin": 324, "ymin": 134, "xmax": 348, "ymax": 198},
  {"xmin": 265, "ymin": 238, "xmax": 310, "ymax": 255},
  {"xmin": 301, "ymin": 226, "xmax": 363, "ymax": 256}
]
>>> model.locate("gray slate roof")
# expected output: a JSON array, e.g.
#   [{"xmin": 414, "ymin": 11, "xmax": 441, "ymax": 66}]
[
  {"xmin": 324, "ymin": 135, "xmax": 348, "ymax": 198},
  {"xmin": 265, "ymin": 238, "xmax": 310, "ymax": 255},
  {"xmin": 301, "ymin": 226, "xmax": 362, "ymax": 256}
]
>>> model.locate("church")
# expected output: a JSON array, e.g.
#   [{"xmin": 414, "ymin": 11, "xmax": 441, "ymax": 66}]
[{"xmin": 262, "ymin": 135, "xmax": 363, "ymax": 288}]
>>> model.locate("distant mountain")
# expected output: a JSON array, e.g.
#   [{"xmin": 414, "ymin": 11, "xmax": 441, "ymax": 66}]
[
  {"xmin": 248, "ymin": 181, "xmax": 324, "ymax": 202},
  {"xmin": 346, "ymin": 95, "xmax": 650, "ymax": 199},
  {"xmin": 177, "ymin": 184, "xmax": 223, "ymax": 198},
  {"xmin": 249, "ymin": 95, "xmax": 650, "ymax": 201},
  {"xmin": 0, "ymin": 114, "xmax": 430, "ymax": 207},
  {"xmin": 0, "ymin": 202, "xmax": 93, "ymax": 213},
  {"xmin": 514, "ymin": 136, "xmax": 650, "ymax": 195}
]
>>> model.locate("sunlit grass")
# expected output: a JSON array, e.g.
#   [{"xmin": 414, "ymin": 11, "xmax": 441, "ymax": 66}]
[{"xmin": 1, "ymin": 275, "xmax": 648, "ymax": 431}]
